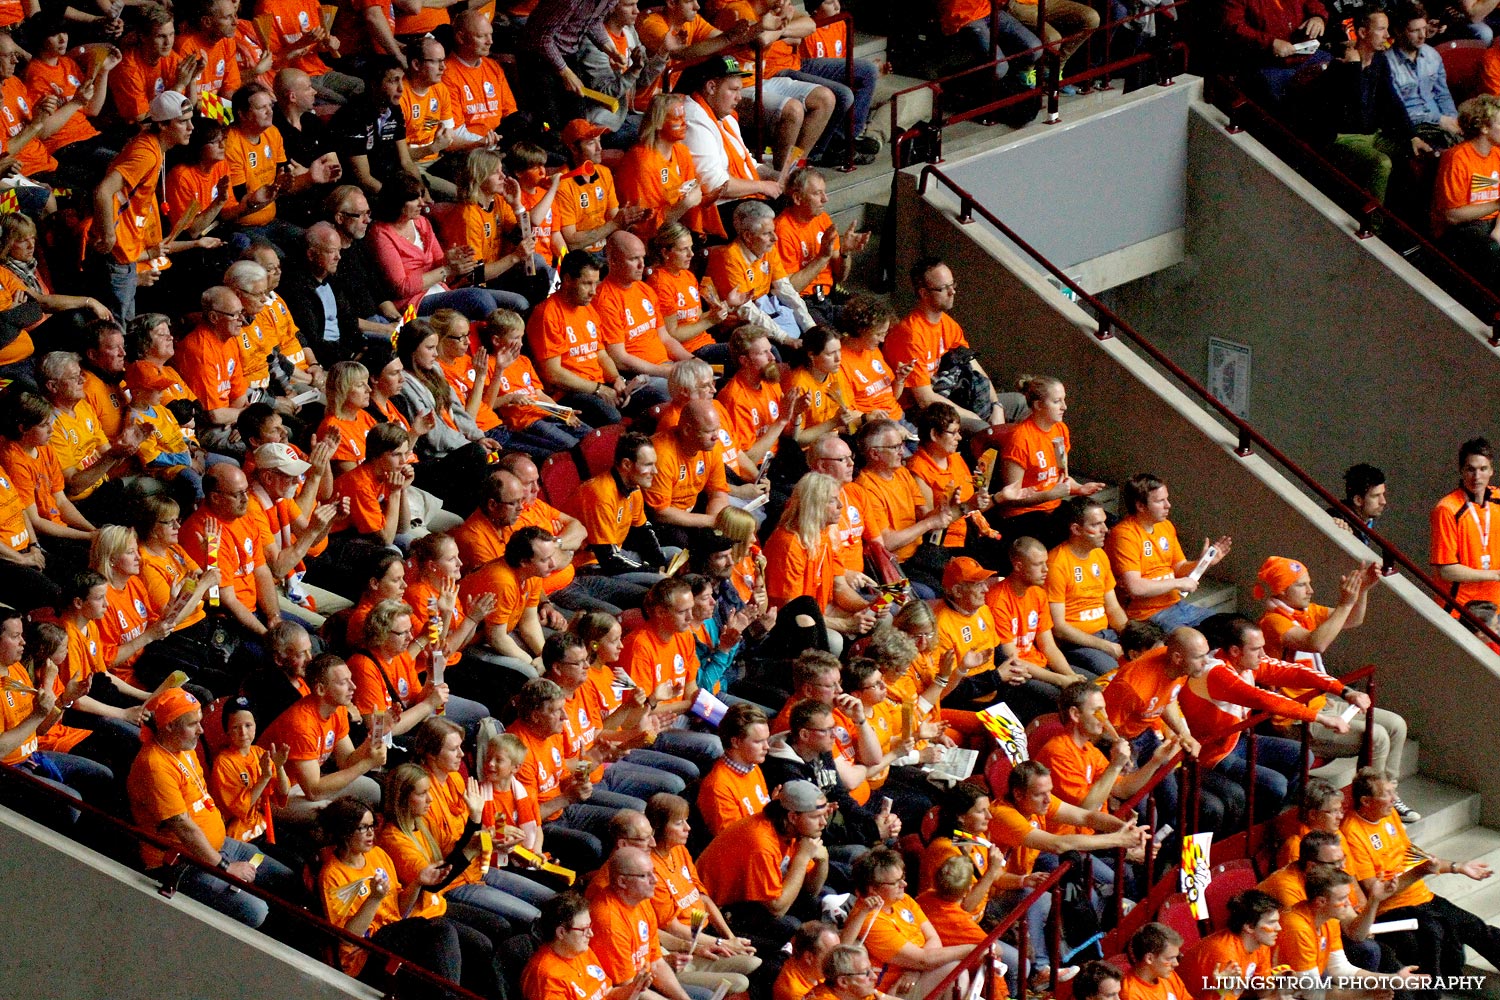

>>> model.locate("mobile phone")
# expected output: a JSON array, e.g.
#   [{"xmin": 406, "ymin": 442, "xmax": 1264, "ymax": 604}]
[{"xmin": 879, "ymin": 796, "xmax": 893, "ymax": 815}]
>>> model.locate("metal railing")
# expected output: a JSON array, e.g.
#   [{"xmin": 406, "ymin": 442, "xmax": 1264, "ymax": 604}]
[
  {"xmin": 919, "ymin": 666, "xmax": 1379, "ymax": 1000},
  {"xmin": 1210, "ymin": 76, "xmax": 1500, "ymax": 347},
  {"xmin": 910, "ymin": 162, "xmax": 1500, "ymax": 650},
  {"xmin": 0, "ymin": 761, "xmax": 484, "ymax": 1000},
  {"xmin": 887, "ymin": 0, "xmax": 1191, "ymax": 171}
]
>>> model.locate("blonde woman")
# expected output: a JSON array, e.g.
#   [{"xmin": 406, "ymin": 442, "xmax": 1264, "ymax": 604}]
[
  {"xmin": 762, "ymin": 472, "xmax": 864, "ymax": 655},
  {"xmin": 646, "ymin": 221, "xmax": 732, "ymax": 365},
  {"xmin": 317, "ymin": 360, "xmax": 379, "ymax": 474},
  {"xmin": 443, "ymin": 148, "xmax": 544, "ymax": 309},
  {"xmin": 90, "ymin": 524, "xmax": 203, "ymax": 693}
]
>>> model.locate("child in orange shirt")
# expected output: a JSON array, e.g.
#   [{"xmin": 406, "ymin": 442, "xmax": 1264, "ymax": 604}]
[{"xmin": 210, "ymin": 696, "xmax": 291, "ymax": 845}]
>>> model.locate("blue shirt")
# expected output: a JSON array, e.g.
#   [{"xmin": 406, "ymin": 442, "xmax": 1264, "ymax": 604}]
[{"xmin": 1382, "ymin": 44, "xmax": 1457, "ymax": 129}]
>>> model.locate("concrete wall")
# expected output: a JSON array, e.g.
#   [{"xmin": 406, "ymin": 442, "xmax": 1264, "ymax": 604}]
[
  {"xmin": 0, "ymin": 806, "xmax": 374, "ymax": 1000},
  {"xmin": 1105, "ymin": 102, "xmax": 1500, "ymax": 560},
  {"xmin": 937, "ymin": 81, "xmax": 1193, "ymax": 274},
  {"xmin": 892, "ymin": 168, "xmax": 1500, "ymax": 821}
]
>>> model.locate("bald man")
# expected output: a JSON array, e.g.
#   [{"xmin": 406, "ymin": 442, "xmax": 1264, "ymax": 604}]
[
  {"xmin": 646, "ymin": 397, "xmax": 731, "ymax": 548},
  {"xmin": 595, "ymin": 230, "xmax": 682, "ymax": 411},
  {"xmin": 177, "ymin": 286, "xmax": 254, "ymax": 442},
  {"xmin": 184, "ymin": 463, "xmax": 283, "ymax": 641},
  {"xmin": 283, "ymin": 221, "xmax": 352, "ymax": 359}
]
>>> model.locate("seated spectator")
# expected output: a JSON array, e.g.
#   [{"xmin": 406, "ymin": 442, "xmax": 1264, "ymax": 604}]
[
  {"xmin": 41, "ymin": 350, "xmax": 147, "ymax": 518},
  {"xmin": 678, "ymin": 55, "xmax": 786, "ymax": 240},
  {"xmin": 1318, "ymin": 9, "xmax": 1396, "ymax": 205},
  {"xmin": 164, "ymin": 118, "xmax": 238, "ymax": 260},
  {"xmin": 844, "ymin": 847, "xmax": 973, "ymax": 998},
  {"xmin": 697, "ymin": 701, "xmax": 773, "ymax": 836},
  {"xmin": 773, "ymin": 921, "xmax": 842, "ymax": 1000},
  {"xmin": 567, "ymin": 0, "xmax": 666, "ymax": 141},
  {"xmin": 457, "ymin": 524, "xmax": 555, "ymax": 682},
  {"xmin": 989, "ymin": 537, "xmax": 1087, "ymax": 700},
  {"xmin": 558, "ymin": 121, "xmax": 645, "ymax": 253},
  {"xmin": 89, "ymin": 90, "xmax": 196, "ymax": 322},
  {"xmin": 596, "ymin": 231, "xmax": 682, "ymax": 407},
  {"xmin": 707, "ymin": 201, "xmax": 816, "ymax": 345},
  {"xmin": 907, "ymin": 400, "xmax": 994, "ymax": 553},
  {"xmin": 176, "ymin": 0, "xmax": 243, "ymax": 99},
  {"xmin": 888, "ymin": 258, "xmax": 1017, "ymax": 432},
  {"xmin": 0, "ymin": 213, "xmax": 112, "ymax": 370},
  {"xmin": 240, "ymin": 619, "xmax": 314, "ymax": 732},
  {"xmin": 370, "ymin": 174, "xmax": 522, "ymax": 321},
  {"xmin": 477, "ymin": 308, "xmax": 589, "ymax": 452},
  {"xmin": 1432, "ymin": 436, "xmax": 1500, "ymax": 608},
  {"xmin": 590, "ymin": 844, "xmax": 703, "ymax": 1000},
  {"xmin": 224, "ymin": 82, "xmax": 338, "ymax": 250},
  {"xmin": 1433, "ymin": 95, "xmax": 1500, "ymax": 284},
  {"xmin": 527, "ymin": 251, "xmax": 632, "ymax": 427},
  {"xmin": 128, "ymin": 687, "xmax": 301, "ymax": 928},
  {"xmin": 994, "ymin": 376, "xmax": 1103, "ymax": 547},
  {"xmin": 177, "ymin": 285, "xmax": 255, "ymax": 445},
  {"xmin": 0, "ymin": 609, "xmax": 105, "ymax": 826},
  {"xmin": 1105, "ymin": 472, "xmax": 1231, "ymax": 630},
  {"xmin": 933, "ymin": 0, "xmax": 1043, "ymax": 100},
  {"xmin": 332, "ymin": 57, "xmax": 419, "ymax": 196},
  {"xmin": 649, "ymin": 226, "xmax": 732, "ymax": 370},
  {"xmin": 261, "ymin": 3, "xmax": 360, "ymax": 105},
  {"xmin": 0, "ymin": 391, "xmax": 95, "ymax": 563},
  {"xmin": 836, "ymin": 293, "xmax": 910, "ymax": 425},
  {"xmin": 1328, "ymin": 461, "xmax": 1388, "ymax": 544},
  {"xmin": 509, "ymin": 141, "xmax": 567, "ymax": 272},
  {"xmin": 577, "ymin": 430, "xmax": 671, "ymax": 583},
  {"xmin": 1253, "ymin": 556, "xmax": 1413, "ymax": 816},
  {"xmin": 521, "ymin": 891, "xmax": 628, "ymax": 1000},
  {"xmin": 392, "ymin": 324, "xmax": 505, "ymax": 497},
  {"xmin": 919, "ymin": 783, "xmax": 1036, "ymax": 919},
  {"xmin": 1222, "ymin": 0, "xmax": 1332, "ymax": 103},
  {"xmin": 324, "ymin": 184, "xmax": 404, "ymax": 340},
  {"xmin": 776, "ymin": 169, "xmax": 869, "ymax": 328},
  {"xmin": 643, "ymin": 398, "xmax": 731, "ymax": 549},
  {"xmin": 258, "ymin": 652, "xmax": 384, "ymax": 822},
  {"xmin": 111, "ymin": 3, "xmax": 196, "ymax": 125},
  {"xmin": 349, "ymin": 597, "xmax": 488, "ymax": 735},
  {"xmin": 21, "ymin": 10, "xmax": 119, "ymax": 191},
  {"xmin": 316, "ymin": 795, "xmax": 472, "ymax": 990},
  {"xmin": 765, "ymin": 471, "xmax": 875, "ymax": 649},
  {"xmin": 209, "ymin": 696, "xmax": 291, "ymax": 849},
  {"xmin": 618, "ymin": 94, "xmax": 717, "ymax": 243},
  {"xmin": 698, "ymin": 779, "xmax": 832, "ymax": 941},
  {"xmin": 1120, "ymin": 924, "xmax": 1190, "ymax": 1000},
  {"xmin": 430, "ymin": 309, "xmax": 508, "ymax": 443},
  {"xmin": 443, "ymin": 11, "xmax": 519, "ymax": 145},
  {"xmin": 183, "ymin": 464, "xmax": 283, "ymax": 646},
  {"xmin": 852, "ymin": 417, "xmax": 959, "ymax": 597},
  {"xmin": 399, "ymin": 36, "xmax": 464, "ymax": 201},
  {"xmin": 1047, "ymin": 496, "xmax": 1128, "ymax": 676},
  {"xmin": 1380, "ymin": 3, "xmax": 1461, "ymax": 156},
  {"xmin": 329, "ymin": 423, "xmax": 416, "ymax": 546},
  {"xmin": 1276, "ymin": 867, "xmax": 1427, "ymax": 993},
  {"xmin": 443, "ymin": 149, "xmax": 544, "ymax": 310}
]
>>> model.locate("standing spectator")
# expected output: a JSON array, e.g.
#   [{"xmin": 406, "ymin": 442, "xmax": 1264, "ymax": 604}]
[
  {"xmin": 520, "ymin": 0, "xmax": 622, "ymax": 126},
  {"xmin": 1431, "ymin": 436, "xmax": 1500, "ymax": 607}
]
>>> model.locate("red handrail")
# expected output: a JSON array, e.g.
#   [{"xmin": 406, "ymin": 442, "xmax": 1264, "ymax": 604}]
[
  {"xmin": 1210, "ymin": 76, "xmax": 1500, "ymax": 347},
  {"xmin": 911, "ymin": 163, "xmax": 1500, "ymax": 651},
  {"xmin": 0, "ymin": 761, "xmax": 485, "ymax": 1000}
]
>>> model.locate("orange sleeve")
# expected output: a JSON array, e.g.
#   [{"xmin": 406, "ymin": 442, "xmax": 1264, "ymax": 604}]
[
  {"xmin": 347, "ymin": 653, "xmax": 391, "ymax": 716},
  {"xmin": 526, "ymin": 302, "xmax": 565, "ymax": 364},
  {"xmin": 1485, "ymin": 48, "xmax": 1500, "ymax": 95},
  {"xmin": 705, "ymin": 443, "xmax": 728, "ymax": 494},
  {"xmin": 1275, "ymin": 910, "xmax": 1323, "ymax": 973},
  {"xmin": 336, "ymin": 469, "xmax": 388, "ymax": 535},
  {"xmin": 1431, "ymin": 497, "xmax": 1461, "ymax": 564},
  {"xmin": 210, "ymin": 748, "xmax": 263, "ymax": 824},
  {"xmin": 763, "ymin": 529, "xmax": 809, "ymax": 607}
]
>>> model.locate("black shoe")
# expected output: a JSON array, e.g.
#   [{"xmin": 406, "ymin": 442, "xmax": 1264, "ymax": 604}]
[
  {"xmin": 812, "ymin": 148, "xmax": 877, "ymax": 167},
  {"xmin": 854, "ymin": 133, "xmax": 883, "ymax": 156}
]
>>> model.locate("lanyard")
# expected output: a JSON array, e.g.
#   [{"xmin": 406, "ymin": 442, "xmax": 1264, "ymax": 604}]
[{"xmin": 1468, "ymin": 499, "xmax": 1492, "ymax": 567}]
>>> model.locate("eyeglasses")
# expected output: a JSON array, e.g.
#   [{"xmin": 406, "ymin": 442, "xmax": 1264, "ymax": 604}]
[
  {"xmin": 211, "ymin": 308, "xmax": 245, "ymax": 321},
  {"xmin": 869, "ymin": 443, "xmax": 904, "ymax": 453},
  {"xmin": 214, "ymin": 487, "xmax": 249, "ymax": 499},
  {"xmin": 338, "ymin": 209, "xmax": 372, "ymax": 219},
  {"xmin": 803, "ymin": 725, "xmax": 834, "ymax": 735},
  {"xmin": 158, "ymin": 518, "xmax": 181, "ymax": 527},
  {"xmin": 874, "ymin": 876, "xmax": 907, "ymax": 886},
  {"xmin": 925, "ymin": 282, "xmax": 957, "ymax": 293},
  {"xmin": 355, "ymin": 822, "xmax": 377, "ymax": 833},
  {"xmin": 621, "ymin": 871, "xmax": 655, "ymax": 880},
  {"xmin": 844, "ymin": 968, "xmax": 876, "ymax": 979},
  {"xmin": 566, "ymin": 923, "xmax": 594, "ymax": 935}
]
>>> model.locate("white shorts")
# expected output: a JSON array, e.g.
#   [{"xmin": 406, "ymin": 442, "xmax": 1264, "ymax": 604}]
[{"xmin": 738, "ymin": 74, "xmax": 823, "ymax": 118}]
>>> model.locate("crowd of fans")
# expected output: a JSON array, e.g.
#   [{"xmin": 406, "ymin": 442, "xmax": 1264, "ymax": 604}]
[{"xmin": 0, "ymin": 2, "xmax": 1495, "ymax": 1000}]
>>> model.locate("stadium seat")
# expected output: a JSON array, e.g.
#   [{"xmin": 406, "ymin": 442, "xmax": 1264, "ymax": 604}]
[
  {"xmin": 1027, "ymin": 713, "xmax": 1064, "ymax": 750},
  {"xmin": 969, "ymin": 423, "xmax": 1016, "ymax": 464},
  {"xmin": 919, "ymin": 805, "xmax": 941, "ymax": 841},
  {"xmin": 539, "ymin": 452, "xmax": 584, "ymax": 519},
  {"xmin": 1156, "ymin": 893, "xmax": 1202, "ymax": 949},
  {"xmin": 578, "ymin": 424, "xmax": 624, "ymax": 479},
  {"xmin": 985, "ymin": 751, "xmax": 1014, "ymax": 801},
  {"xmin": 1204, "ymin": 858, "xmax": 1258, "ymax": 931},
  {"xmin": 1437, "ymin": 39, "xmax": 1490, "ymax": 104}
]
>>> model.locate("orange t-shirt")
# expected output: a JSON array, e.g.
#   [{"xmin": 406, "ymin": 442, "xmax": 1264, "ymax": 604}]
[
  {"xmin": 555, "ymin": 165, "xmax": 618, "ymax": 251},
  {"xmin": 347, "ymin": 648, "xmax": 423, "ymax": 717},
  {"xmin": 1178, "ymin": 929, "xmax": 1272, "ymax": 999},
  {"xmin": 176, "ymin": 325, "xmax": 249, "ymax": 411},
  {"xmin": 907, "ymin": 447, "xmax": 973, "ymax": 547},
  {"xmin": 801, "ymin": 20, "xmax": 848, "ymax": 57},
  {"xmin": 493, "ymin": 353, "xmax": 555, "ymax": 430},
  {"xmin": 590, "ymin": 889, "xmax": 662, "ymax": 983},
  {"xmin": 717, "ymin": 375, "xmax": 785, "ymax": 457},
  {"xmin": 939, "ymin": 0, "xmax": 991, "ymax": 34},
  {"xmin": 698, "ymin": 812, "xmax": 808, "ymax": 905},
  {"xmin": 858, "ymin": 893, "xmax": 932, "ymax": 991},
  {"xmin": 175, "ymin": 30, "xmax": 242, "ymax": 96},
  {"xmin": 225, "ymin": 125, "xmax": 286, "ymax": 226},
  {"xmin": 261, "ymin": 0, "xmax": 332, "ymax": 76},
  {"xmin": 915, "ymin": 889, "xmax": 987, "ymax": 946},
  {"xmin": 763, "ymin": 525, "xmax": 835, "ymax": 610},
  {"xmin": 615, "ymin": 140, "xmax": 698, "ymax": 239},
  {"xmin": 65, "ymin": 617, "xmax": 108, "ymax": 684},
  {"xmin": 210, "ymin": 744, "xmax": 276, "ymax": 842},
  {"xmin": 934, "ymin": 600, "xmax": 999, "ymax": 676},
  {"xmin": 1430, "ymin": 488, "xmax": 1500, "ymax": 606},
  {"xmin": 0, "ymin": 440, "xmax": 64, "ymax": 526},
  {"xmin": 437, "ymin": 352, "xmax": 501, "ymax": 431},
  {"xmin": 23, "ymin": 56, "xmax": 99, "ymax": 152},
  {"xmin": 840, "ymin": 341, "xmax": 904, "ymax": 420},
  {"xmin": 375, "ymin": 824, "xmax": 450, "ymax": 917},
  {"xmin": 1104, "ymin": 516, "xmax": 1185, "ymax": 621},
  {"xmin": 1047, "ymin": 542, "xmax": 1117, "ymax": 636},
  {"xmin": 401, "ymin": 80, "xmax": 454, "ymax": 161},
  {"xmin": 851, "ymin": 467, "xmax": 928, "ymax": 560},
  {"xmin": 596, "ymin": 277, "xmax": 669, "ymax": 366},
  {"xmin": 919, "ymin": 835, "xmax": 992, "ymax": 915},
  {"xmin": 165, "ymin": 159, "xmax": 238, "ymax": 232},
  {"xmin": 129, "ymin": 740, "xmax": 226, "ymax": 868},
  {"xmin": 451, "ymin": 509, "xmax": 507, "ymax": 571},
  {"xmin": 643, "ymin": 429, "xmax": 728, "ymax": 513},
  {"xmin": 1032, "ymin": 731, "xmax": 1108, "ymax": 835},
  {"xmin": 697, "ymin": 759, "xmax": 771, "ymax": 835},
  {"xmin": 619, "ymin": 624, "xmax": 698, "ymax": 701},
  {"xmin": 182, "ymin": 508, "xmax": 269, "ymax": 611},
  {"xmin": 1101, "ymin": 646, "xmax": 1184, "ymax": 739},
  {"xmin": 522, "ymin": 945, "xmax": 615, "ymax": 1000},
  {"xmin": 332, "ymin": 462, "xmax": 396, "ymax": 536},
  {"xmin": 1341, "ymin": 809, "xmax": 1433, "ymax": 911},
  {"xmin": 259, "ymin": 694, "xmax": 349, "ymax": 767},
  {"xmin": 577, "ymin": 470, "xmax": 646, "ymax": 561},
  {"xmin": 1121, "ymin": 971, "xmax": 1192, "ymax": 1000},
  {"xmin": 101, "ymin": 132, "xmax": 166, "ymax": 266},
  {"xmin": 1001, "ymin": 416, "xmax": 1070, "ymax": 516},
  {"xmin": 459, "ymin": 561, "xmax": 543, "ymax": 631},
  {"xmin": 320, "ymin": 847, "xmax": 404, "ymax": 975},
  {"xmin": 110, "ymin": 49, "xmax": 182, "ymax": 123},
  {"xmin": 442, "ymin": 55, "xmax": 517, "ymax": 135},
  {"xmin": 318, "ymin": 408, "xmax": 379, "ymax": 464},
  {"xmin": 705, "ymin": 239, "xmax": 786, "ymax": 302},
  {"xmin": 885, "ymin": 309, "xmax": 969, "ymax": 388},
  {"xmin": 442, "ymin": 197, "xmax": 517, "ymax": 265},
  {"xmin": 774, "ymin": 209, "xmax": 839, "ymax": 294},
  {"xmin": 1274, "ymin": 902, "xmax": 1341, "ymax": 975},
  {"xmin": 647, "ymin": 265, "xmax": 714, "ymax": 353},
  {"xmin": 987, "ymin": 579, "xmax": 1053, "ymax": 667},
  {"xmin": 512, "ymin": 718, "xmax": 569, "ymax": 819},
  {"xmin": 0, "ymin": 461, "xmax": 30, "ymax": 552},
  {"xmin": 527, "ymin": 293, "xmax": 607, "ymax": 384},
  {"xmin": 1433, "ymin": 139, "xmax": 1500, "ymax": 235},
  {"xmin": 0, "ymin": 76, "xmax": 56, "ymax": 176},
  {"xmin": 715, "ymin": 0, "xmax": 801, "ymax": 78}
]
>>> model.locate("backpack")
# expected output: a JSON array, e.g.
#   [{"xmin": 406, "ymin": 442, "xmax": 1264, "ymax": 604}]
[{"xmin": 932, "ymin": 347, "xmax": 996, "ymax": 421}]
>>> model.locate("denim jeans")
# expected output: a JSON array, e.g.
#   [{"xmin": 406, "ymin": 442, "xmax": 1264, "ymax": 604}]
[
  {"xmin": 651, "ymin": 725, "xmax": 724, "ymax": 776},
  {"xmin": 600, "ymin": 760, "xmax": 687, "ymax": 799},
  {"xmin": 797, "ymin": 58, "xmax": 879, "ymax": 140},
  {"xmin": 177, "ymin": 837, "xmax": 300, "ymax": 928},
  {"xmin": 417, "ymin": 286, "xmax": 529, "ymax": 321},
  {"xmin": 621, "ymin": 748, "xmax": 701, "ymax": 783},
  {"xmin": 559, "ymin": 388, "xmax": 622, "ymax": 427},
  {"xmin": 98, "ymin": 256, "xmax": 138, "ymax": 322},
  {"xmin": 1215, "ymin": 732, "xmax": 1307, "ymax": 820},
  {"xmin": 1147, "ymin": 599, "xmax": 1214, "ymax": 631},
  {"xmin": 448, "ymin": 876, "xmax": 545, "ymax": 925},
  {"xmin": 1057, "ymin": 629, "xmax": 1118, "ymax": 677},
  {"xmin": 956, "ymin": 11, "xmax": 1043, "ymax": 85}
]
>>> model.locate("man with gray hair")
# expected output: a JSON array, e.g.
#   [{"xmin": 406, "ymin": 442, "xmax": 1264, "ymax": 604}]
[
  {"xmin": 42, "ymin": 350, "xmax": 147, "ymax": 511},
  {"xmin": 591, "ymin": 844, "xmax": 697, "ymax": 1000},
  {"xmin": 177, "ymin": 286, "xmax": 254, "ymax": 445},
  {"xmin": 706, "ymin": 199, "xmax": 815, "ymax": 345},
  {"xmin": 283, "ymin": 220, "xmax": 355, "ymax": 360}
]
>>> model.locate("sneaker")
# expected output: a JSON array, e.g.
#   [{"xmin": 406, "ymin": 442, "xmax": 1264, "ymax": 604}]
[
  {"xmin": 1394, "ymin": 797, "xmax": 1421, "ymax": 823},
  {"xmin": 811, "ymin": 148, "xmax": 877, "ymax": 167},
  {"xmin": 854, "ymin": 133, "xmax": 883, "ymax": 156}
]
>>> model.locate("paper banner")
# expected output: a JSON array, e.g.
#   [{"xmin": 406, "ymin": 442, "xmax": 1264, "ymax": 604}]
[
  {"xmin": 1180, "ymin": 831, "xmax": 1213, "ymax": 920},
  {"xmin": 977, "ymin": 701, "xmax": 1028, "ymax": 765}
]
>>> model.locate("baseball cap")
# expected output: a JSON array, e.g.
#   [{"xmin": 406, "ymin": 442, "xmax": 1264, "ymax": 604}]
[
  {"xmin": 561, "ymin": 118, "xmax": 609, "ymax": 145},
  {"xmin": 125, "ymin": 361, "xmax": 175, "ymax": 394},
  {"xmin": 149, "ymin": 90, "xmax": 193, "ymax": 124},
  {"xmin": 254, "ymin": 442, "xmax": 312, "ymax": 477},
  {"xmin": 675, "ymin": 54, "xmax": 743, "ymax": 95},
  {"xmin": 777, "ymin": 779, "xmax": 826, "ymax": 813},
  {"xmin": 942, "ymin": 556, "xmax": 997, "ymax": 591}
]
